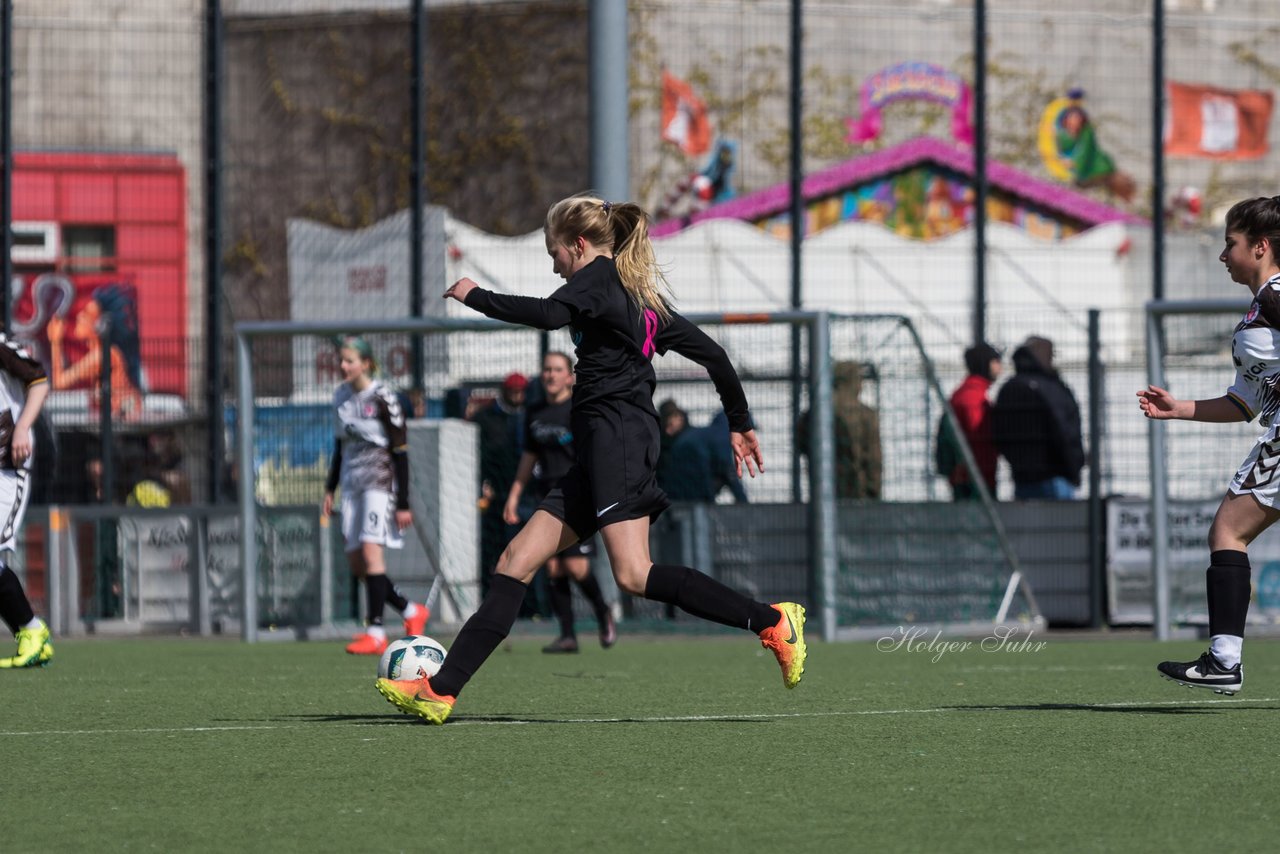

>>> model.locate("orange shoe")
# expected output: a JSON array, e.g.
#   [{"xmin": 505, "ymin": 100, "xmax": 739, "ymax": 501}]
[
  {"xmin": 758, "ymin": 602, "xmax": 807, "ymax": 689},
  {"xmin": 375, "ymin": 675, "xmax": 456, "ymax": 725},
  {"xmin": 345, "ymin": 633, "xmax": 388, "ymax": 655},
  {"xmin": 402, "ymin": 604, "xmax": 430, "ymax": 637}
]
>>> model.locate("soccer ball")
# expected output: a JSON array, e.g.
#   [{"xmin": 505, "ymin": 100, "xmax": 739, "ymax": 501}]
[{"xmin": 377, "ymin": 635, "xmax": 447, "ymax": 681}]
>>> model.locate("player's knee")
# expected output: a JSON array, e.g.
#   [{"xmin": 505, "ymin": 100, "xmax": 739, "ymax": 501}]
[
  {"xmin": 611, "ymin": 562, "xmax": 648, "ymax": 597},
  {"xmin": 494, "ymin": 544, "xmax": 539, "ymax": 584}
]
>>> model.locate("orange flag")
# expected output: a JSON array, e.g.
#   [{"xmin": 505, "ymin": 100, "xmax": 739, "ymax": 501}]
[
  {"xmin": 661, "ymin": 70, "xmax": 712, "ymax": 158},
  {"xmin": 1165, "ymin": 81, "xmax": 1272, "ymax": 160}
]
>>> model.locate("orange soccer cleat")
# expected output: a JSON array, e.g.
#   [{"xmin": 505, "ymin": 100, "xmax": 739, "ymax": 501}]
[
  {"xmin": 402, "ymin": 603, "xmax": 430, "ymax": 637},
  {"xmin": 375, "ymin": 675, "xmax": 456, "ymax": 725},
  {"xmin": 345, "ymin": 633, "xmax": 389, "ymax": 656},
  {"xmin": 758, "ymin": 602, "xmax": 807, "ymax": 689}
]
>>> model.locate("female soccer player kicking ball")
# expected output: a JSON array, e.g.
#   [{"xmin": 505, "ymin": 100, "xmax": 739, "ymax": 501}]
[
  {"xmin": 376, "ymin": 194, "xmax": 806, "ymax": 723},
  {"xmin": 1139, "ymin": 196, "xmax": 1280, "ymax": 695}
]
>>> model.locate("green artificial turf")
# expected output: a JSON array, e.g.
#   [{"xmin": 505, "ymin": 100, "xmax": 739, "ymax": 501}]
[{"xmin": 5, "ymin": 631, "xmax": 1279, "ymax": 853}]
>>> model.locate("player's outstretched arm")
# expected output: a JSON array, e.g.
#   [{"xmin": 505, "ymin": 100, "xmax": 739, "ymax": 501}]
[
  {"xmin": 444, "ymin": 277, "xmax": 572, "ymax": 330},
  {"xmin": 1136, "ymin": 385, "xmax": 1248, "ymax": 423}
]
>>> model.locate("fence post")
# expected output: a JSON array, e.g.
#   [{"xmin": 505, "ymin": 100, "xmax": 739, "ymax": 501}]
[
  {"xmin": 46, "ymin": 508, "xmax": 61, "ymax": 636},
  {"xmin": 1145, "ymin": 303, "xmax": 1170, "ymax": 640},
  {"xmin": 319, "ymin": 510, "xmax": 333, "ymax": 629},
  {"xmin": 205, "ymin": 0, "xmax": 226, "ymax": 502},
  {"xmin": 409, "ymin": 0, "xmax": 425, "ymax": 390},
  {"xmin": 0, "ymin": 0, "xmax": 12, "ymax": 333},
  {"xmin": 808, "ymin": 312, "xmax": 837, "ymax": 642},
  {"xmin": 237, "ymin": 332, "xmax": 258, "ymax": 642},
  {"xmin": 691, "ymin": 503, "xmax": 713, "ymax": 581},
  {"xmin": 1087, "ymin": 309, "xmax": 1105, "ymax": 626},
  {"xmin": 100, "ymin": 316, "xmax": 114, "ymax": 503},
  {"xmin": 192, "ymin": 513, "xmax": 212, "ymax": 636}
]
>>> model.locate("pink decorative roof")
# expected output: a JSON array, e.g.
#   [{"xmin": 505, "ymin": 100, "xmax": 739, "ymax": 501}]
[{"xmin": 651, "ymin": 136, "xmax": 1147, "ymax": 238}]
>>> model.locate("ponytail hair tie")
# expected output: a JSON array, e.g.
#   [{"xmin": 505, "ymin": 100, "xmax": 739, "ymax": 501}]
[{"xmin": 602, "ymin": 201, "xmax": 612, "ymax": 214}]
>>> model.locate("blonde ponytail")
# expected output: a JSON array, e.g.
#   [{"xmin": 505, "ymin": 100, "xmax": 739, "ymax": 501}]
[{"xmin": 545, "ymin": 194, "xmax": 673, "ymax": 320}]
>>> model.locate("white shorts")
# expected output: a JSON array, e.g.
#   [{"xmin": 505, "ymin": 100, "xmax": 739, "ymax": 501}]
[
  {"xmin": 0, "ymin": 468, "xmax": 31, "ymax": 553},
  {"xmin": 339, "ymin": 488, "xmax": 404, "ymax": 553},
  {"xmin": 1230, "ymin": 425, "xmax": 1280, "ymax": 508}
]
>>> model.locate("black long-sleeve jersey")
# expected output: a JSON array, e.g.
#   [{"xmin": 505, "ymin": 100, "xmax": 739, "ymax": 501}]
[{"xmin": 464, "ymin": 256, "xmax": 753, "ymax": 432}]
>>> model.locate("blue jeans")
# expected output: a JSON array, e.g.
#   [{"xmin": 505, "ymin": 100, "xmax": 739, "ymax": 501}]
[{"xmin": 1013, "ymin": 477, "xmax": 1076, "ymax": 500}]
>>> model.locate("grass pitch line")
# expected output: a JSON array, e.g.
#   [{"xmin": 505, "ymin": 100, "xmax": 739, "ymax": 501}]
[{"xmin": 1, "ymin": 695, "xmax": 1275, "ymax": 737}]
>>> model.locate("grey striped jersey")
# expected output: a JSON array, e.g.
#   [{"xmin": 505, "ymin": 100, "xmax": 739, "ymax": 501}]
[
  {"xmin": 0, "ymin": 335, "xmax": 47, "ymax": 470},
  {"xmin": 332, "ymin": 380, "xmax": 406, "ymax": 494},
  {"xmin": 1228, "ymin": 274, "xmax": 1280, "ymax": 426}
]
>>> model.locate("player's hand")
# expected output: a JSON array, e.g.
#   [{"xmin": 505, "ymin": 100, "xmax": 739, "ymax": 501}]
[
  {"xmin": 395, "ymin": 509, "xmax": 412, "ymax": 532},
  {"xmin": 502, "ymin": 496, "xmax": 520, "ymax": 526},
  {"xmin": 46, "ymin": 315, "xmax": 64, "ymax": 343},
  {"xmin": 321, "ymin": 492, "xmax": 334, "ymax": 518},
  {"xmin": 443, "ymin": 277, "xmax": 479, "ymax": 304},
  {"xmin": 10, "ymin": 425, "xmax": 31, "ymax": 466},
  {"xmin": 731, "ymin": 429, "xmax": 764, "ymax": 479},
  {"xmin": 1136, "ymin": 384, "xmax": 1182, "ymax": 420}
]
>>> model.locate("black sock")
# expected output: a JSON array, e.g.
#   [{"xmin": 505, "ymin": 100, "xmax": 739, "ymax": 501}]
[
  {"xmin": 643, "ymin": 564, "xmax": 778, "ymax": 633},
  {"xmin": 431, "ymin": 574, "xmax": 527, "ymax": 698},
  {"xmin": 575, "ymin": 571, "xmax": 610, "ymax": 624},
  {"xmin": 0, "ymin": 566, "xmax": 33, "ymax": 634},
  {"xmin": 550, "ymin": 574, "xmax": 575, "ymax": 639},
  {"xmin": 385, "ymin": 576, "xmax": 409, "ymax": 613},
  {"xmin": 365, "ymin": 575, "xmax": 389, "ymax": 627},
  {"xmin": 1207, "ymin": 549, "xmax": 1251, "ymax": 638}
]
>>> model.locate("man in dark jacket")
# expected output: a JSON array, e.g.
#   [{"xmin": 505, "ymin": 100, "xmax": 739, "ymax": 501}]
[
  {"xmin": 992, "ymin": 336, "xmax": 1084, "ymax": 500},
  {"xmin": 471, "ymin": 373, "xmax": 528, "ymax": 592}
]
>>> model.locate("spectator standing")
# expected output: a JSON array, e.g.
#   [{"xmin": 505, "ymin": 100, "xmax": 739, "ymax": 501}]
[
  {"xmin": 992, "ymin": 336, "xmax": 1084, "ymax": 500},
  {"xmin": 471, "ymin": 372, "xmax": 528, "ymax": 594},
  {"xmin": 798, "ymin": 360, "xmax": 882, "ymax": 499},
  {"xmin": 666, "ymin": 411, "xmax": 749, "ymax": 503},
  {"xmin": 941, "ymin": 343, "xmax": 1002, "ymax": 500},
  {"xmin": 655, "ymin": 398, "xmax": 687, "ymax": 495}
]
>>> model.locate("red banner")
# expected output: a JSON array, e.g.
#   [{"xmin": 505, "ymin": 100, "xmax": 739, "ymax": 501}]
[
  {"xmin": 1165, "ymin": 81, "xmax": 1272, "ymax": 160},
  {"xmin": 661, "ymin": 70, "xmax": 712, "ymax": 158}
]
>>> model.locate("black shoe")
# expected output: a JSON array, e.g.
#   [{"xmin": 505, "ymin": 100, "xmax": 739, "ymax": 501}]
[
  {"xmin": 1157, "ymin": 651, "xmax": 1242, "ymax": 695},
  {"xmin": 599, "ymin": 613, "xmax": 617, "ymax": 649},
  {"xmin": 542, "ymin": 636, "xmax": 579, "ymax": 654}
]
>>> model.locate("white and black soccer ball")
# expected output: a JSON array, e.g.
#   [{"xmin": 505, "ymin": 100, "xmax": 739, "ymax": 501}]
[{"xmin": 377, "ymin": 635, "xmax": 447, "ymax": 681}]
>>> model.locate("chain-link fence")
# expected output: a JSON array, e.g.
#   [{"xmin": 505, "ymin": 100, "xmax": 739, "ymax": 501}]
[{"xmin": 6, "ymin": 1, "xmax": 1280, "ymax": 632}]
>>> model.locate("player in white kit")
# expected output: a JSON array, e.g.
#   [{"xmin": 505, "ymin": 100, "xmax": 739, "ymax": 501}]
[
  {"xmin": 322, "ymin": 337, "xmax": 427, "ymax": 655},
  {"xmin": 1139, "ymin": 196, "xmax": 1280, "ymax": 694},
  {"xmin": 0, "ymin": 336, "xmax": 53, "ymax": 669}
]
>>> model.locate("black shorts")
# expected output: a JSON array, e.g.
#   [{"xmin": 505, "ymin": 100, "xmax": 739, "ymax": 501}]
[{"xmin": 537, "ymin": 400, "xmax": 670, "ymax": 541}]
